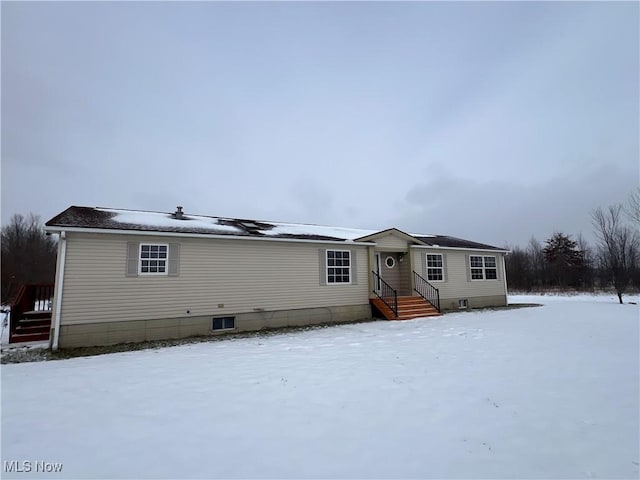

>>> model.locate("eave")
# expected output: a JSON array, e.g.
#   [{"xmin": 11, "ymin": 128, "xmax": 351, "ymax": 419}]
[{"xmin": 44, "ymin": 225, "xmax": 377, "ymax": 246}]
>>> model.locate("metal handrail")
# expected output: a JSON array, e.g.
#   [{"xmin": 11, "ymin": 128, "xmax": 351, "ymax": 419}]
[
  {"xmin": 372, "ymin": 271, "xmax": 398, "ymax": 318},
  {"xmin": 413, "ymin": 271, "xmax": 440, "ymax": 312}
]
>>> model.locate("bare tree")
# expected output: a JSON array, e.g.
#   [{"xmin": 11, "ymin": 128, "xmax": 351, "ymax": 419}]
[
  {"xmin": 591, "ymin": 205, "xmax": 639, "ymax": 304},
  {"xmin": 576, "ymin": 233, "xmax": 595, "ymax": 289},
  {"xmin": 527, "ymin": 237, "xmax": 547, "ymax": 288},
  {"xmin": 504, "ymin": 244, "xmax": 533, "ymax": 291},
  {"xmin": 1, "ymin": 214, "xmax": 57, "ymax": 304},
  {"xmin": 623, "ymin": 187, "xmax": 640, "ymax": 224}
]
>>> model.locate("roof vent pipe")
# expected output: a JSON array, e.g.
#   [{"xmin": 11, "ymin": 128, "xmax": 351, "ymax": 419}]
[{"xmin": 174, "ymin": 206, "xmax": 184, "ymax": 219}]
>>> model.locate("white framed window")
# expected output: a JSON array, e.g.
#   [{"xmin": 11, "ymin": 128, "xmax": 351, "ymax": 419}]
[
  {"xmin": 139, "ymin": 244, "xmax": 168, "ymax": 275},
  {"xmin": 484, "ymin": 256, "xmax": 497, "ymax": 279},
  {"xmin": 470, "ymin": 255, "xmax": 497, "ymax": 280},
  {"xmin": 426, "ymin": 254, "xmax": 444, "ymax": 282},
  {"xmin": 326, "ymin": 250, "xmax": 351, "ymax": 284},
  {"xmin": 385, "ymin": 256, "xmax": 396, "ymax": 269}
]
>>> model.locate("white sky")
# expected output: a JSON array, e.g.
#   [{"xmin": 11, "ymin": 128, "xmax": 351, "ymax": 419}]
[{"xmin": 2, "ymin": 2, "xmax": 638, "ymax": 247}]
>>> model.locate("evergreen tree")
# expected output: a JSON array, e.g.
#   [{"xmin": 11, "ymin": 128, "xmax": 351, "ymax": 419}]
[{"xmin": 543, "ymin": 233, "xmax": 585, "ymax": 288}]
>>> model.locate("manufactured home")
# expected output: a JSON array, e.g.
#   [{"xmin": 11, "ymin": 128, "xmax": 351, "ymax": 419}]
[{"xmin": 9, "ymin": 206, "xmax": 508, "ymax": 348}]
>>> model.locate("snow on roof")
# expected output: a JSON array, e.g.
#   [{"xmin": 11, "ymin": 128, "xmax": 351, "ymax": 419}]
[
  {"xmin": 408, "ymin": 232, "xmax": 436, "ymax": 238},
  {"xmin": 45, "ymin": 206, "xmax": 380, "ymax": 242},
  {"xmin": 98, "ymin": 208, "xmax": 377, "ymax": 241},
  {"xmin": 98, "ymin": 208, "xmax": 243, "ymax": 234},
  {"xmin": 261, "ymin": 222, "xmax": 379, "ymax": 241},
  {"xmin": 102, "ymin": 208, "xmax": 383, "ymax": 241},
  {"xmin": 45, "ymin": 206, "xmax": 504, "ymax": 250}
]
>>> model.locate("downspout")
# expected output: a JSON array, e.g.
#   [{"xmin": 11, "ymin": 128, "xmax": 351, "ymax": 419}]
[
  {"xmin": 52, "ymin": 231, "xmax": 67, "ymax": 351},
  {"xmin": 502, "ymin": 254, "xmax": 509, "ymax": 303}
]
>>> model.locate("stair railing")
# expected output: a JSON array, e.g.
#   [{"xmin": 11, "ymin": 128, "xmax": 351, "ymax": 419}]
[
  {"xmin": 372, "ymin": 271, "xmax": 398, "ymax": 318},
  {"xmin": 9, "ymin": 284, "xmax": 54, "ymax": 341},
  {"xmin": 413, "ymin": 271, "xmax": 440, "ymax": 312}
]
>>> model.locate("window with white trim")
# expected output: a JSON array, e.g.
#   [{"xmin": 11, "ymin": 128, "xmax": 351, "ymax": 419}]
[
  {"xmin": 139, "ymin": 244, "xmax": 168, "ymax": 275},
  {"xmin": 327, "ymin": 250, "xmax": 351, "ymax": 284},
  {"xmin": 470, "ymin": 255, "xmax": 497, "ymax": 280},
  {"xmin": 426, "ymin": 254, "xmax": 444, "ymax": 281}
]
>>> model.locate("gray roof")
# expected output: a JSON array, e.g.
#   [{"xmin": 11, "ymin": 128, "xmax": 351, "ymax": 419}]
[{"xmin": 45, "ymin": 206, "xmax": 506, "ymax": 251}]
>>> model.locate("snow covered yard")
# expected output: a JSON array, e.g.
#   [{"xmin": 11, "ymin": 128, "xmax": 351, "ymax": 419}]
[{"xmin": 1, "ymin": 295, "xmax": 638, "ymax": 479}]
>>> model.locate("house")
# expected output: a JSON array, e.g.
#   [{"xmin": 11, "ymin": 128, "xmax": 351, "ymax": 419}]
[{"xmin": 18, "ymin": 206, "xmax": 508, "ymax": 349}]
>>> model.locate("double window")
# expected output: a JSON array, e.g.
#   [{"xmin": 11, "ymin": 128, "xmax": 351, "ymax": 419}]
[
  {"xmin": 140, "ymin": 244, "xmax": 168, "ymax": 275},
  {"xmin": 426, "ymin": 254, "xmax": 444, "ymax": 282},
  {"xmin": 470, "ymin": 255, "xmax": 497, "ymax": 280},
  {"xmin": 327, "ymin": 250, "xmax": 351, "ymax": 284}
]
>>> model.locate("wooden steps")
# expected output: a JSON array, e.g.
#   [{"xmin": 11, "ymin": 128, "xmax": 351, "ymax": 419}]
[
  {"xmin": 8, "ymin": 283, "xmax": 54, "ymax": 344},
  {"xmin": 10, "ymin": 311, "xmax": 52, "ymax": 343},
  {"xmin": 371, "ymin": 296, "xmax": 441, "ymax": 321}
]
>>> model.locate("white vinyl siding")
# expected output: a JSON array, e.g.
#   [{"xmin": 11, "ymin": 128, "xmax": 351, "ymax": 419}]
[
  {"xmin": 413, "ymin": 248, "xmax": 506, "ymax": 300},
  {"xmin": 59, "ymin": 233, "xmax": 369, "ymax": 325},
  {"xmin": 375, "ymin": 234, "xmax": 409, "ymax": 250}
]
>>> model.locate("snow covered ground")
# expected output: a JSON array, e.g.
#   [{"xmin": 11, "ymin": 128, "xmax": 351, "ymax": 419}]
[
  {"xmin": 1, "ymin": 294, "xmax": 638, "ymax": 479},
  {"xmin": 0, "ymin": 309, "xmax": 9, "ymax": 346}
]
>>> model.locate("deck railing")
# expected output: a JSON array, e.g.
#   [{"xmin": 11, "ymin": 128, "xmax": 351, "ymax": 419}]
[
  {"xmin": 372, "ymin": 271, "xmax": 398, "ymax": 318},
  {"xmin": 413, "ymin": 271, "xmax": 440, "ymax": 312}
]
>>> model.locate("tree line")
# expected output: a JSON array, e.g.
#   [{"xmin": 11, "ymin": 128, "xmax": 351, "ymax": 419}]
[
  {"xmin": 1, "ymin": 214, "xmax": 57, "ymax": 304},
  {"xmin": 1, "ymin": 189, "xmax": 638, "ymax": 306},
  {"xmin": 505, "ymin": 189, "xmax": 640, "ymax": 303}
]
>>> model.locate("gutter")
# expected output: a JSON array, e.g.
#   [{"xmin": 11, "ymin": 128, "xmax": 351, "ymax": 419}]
[
  {"xmin": 51, "ymin": 231, "xmax": 67, "ymax": 351},
  {"xmin": 43, "ymin": 226, "xmax": 376, "ymax": 247},
  {"xmin": 410, "ymin": 245, "xmax": 511, "ymax": 254}
]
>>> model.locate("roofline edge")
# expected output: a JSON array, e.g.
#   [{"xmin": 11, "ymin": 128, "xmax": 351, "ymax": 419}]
[
  {"xmin": 410, "ymin": 245, "xmax": 510, "ymax": 254},
  {"xmin": 43, "ymin": 226, "xmax": 377, "ymax": 246}
]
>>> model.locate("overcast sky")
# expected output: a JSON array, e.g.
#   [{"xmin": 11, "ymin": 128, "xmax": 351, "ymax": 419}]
[{"xmin": 2, "ymin": 1, "xmax": 638, "ymax": 247}]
